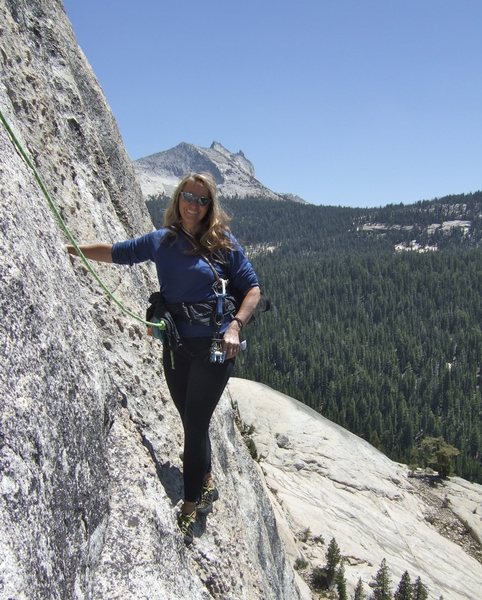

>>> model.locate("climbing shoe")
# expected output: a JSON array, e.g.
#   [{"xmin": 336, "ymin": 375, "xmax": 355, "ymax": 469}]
[
  {"xmin": 177, "ymin": 510, "xmax": 196, "ymax": 545},
  {"xmin": 196, "ymin": 484, "xmax": 219, "ymax": 516}
]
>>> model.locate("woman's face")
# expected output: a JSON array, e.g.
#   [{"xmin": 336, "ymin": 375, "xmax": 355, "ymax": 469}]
[{"xmin": 178, "ymin": 180, "xmax": 211, "ymax": 234}]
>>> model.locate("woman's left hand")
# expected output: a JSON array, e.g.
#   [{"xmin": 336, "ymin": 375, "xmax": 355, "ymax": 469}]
[
  {"xmin": 222, "ymin": 322, "xmax": 241, "ymax": 359},
  {"xmin": 221, "ymin": 287, "xmax": 260, "ymax": 360}
]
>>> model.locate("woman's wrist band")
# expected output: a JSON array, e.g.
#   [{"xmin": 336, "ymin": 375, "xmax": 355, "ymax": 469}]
[{"xmin": 232, "ymin": 317, "xmax": 244, "ymax": 330}]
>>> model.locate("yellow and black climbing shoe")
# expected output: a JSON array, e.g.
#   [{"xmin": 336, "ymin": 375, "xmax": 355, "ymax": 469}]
[
  {"xmin": 196, "ymin": 484, "xmax": 219, "ymax": 516},
  {"xmin": 177, "ymin": 510, "xmax": 196, "ymax": 545}
]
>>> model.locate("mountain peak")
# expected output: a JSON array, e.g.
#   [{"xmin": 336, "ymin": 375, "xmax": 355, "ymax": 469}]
[
  {"xmin": 209, "ymin": 140, "xmax": 229, "ymax": 154},
  {"xmin": 134, "ymin": 141, "xmax": 304, "ymax": 202},
  {"xmin": 209, "ymin": 141, "xmax": 246, "ymax": 160}
]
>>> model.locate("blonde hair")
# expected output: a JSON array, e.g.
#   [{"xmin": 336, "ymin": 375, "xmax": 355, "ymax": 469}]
[{"xmin": 163, "ymin": 172, "xmax": 233, "ymax": 256}]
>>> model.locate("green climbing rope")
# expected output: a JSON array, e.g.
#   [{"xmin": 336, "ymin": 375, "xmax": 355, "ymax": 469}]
[{"xmin": 0, "ymin": 108, "xmax": 165, "ymax": 333}]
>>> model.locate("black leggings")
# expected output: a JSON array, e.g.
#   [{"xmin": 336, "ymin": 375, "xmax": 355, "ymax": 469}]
[{"xmin": 163, "ymin": 338, "xmax": 235, "ymax": 502}]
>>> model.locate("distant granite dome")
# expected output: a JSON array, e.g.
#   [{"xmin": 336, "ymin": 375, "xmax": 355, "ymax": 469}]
[{"xmin": 134, "ymin": 141, "xmax": 307, "ymax": 202}]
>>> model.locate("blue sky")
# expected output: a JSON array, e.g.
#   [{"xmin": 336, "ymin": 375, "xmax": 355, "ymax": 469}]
[{"xmin": 63, "ymin": 0, "xmax": 482, "ymax": 207}]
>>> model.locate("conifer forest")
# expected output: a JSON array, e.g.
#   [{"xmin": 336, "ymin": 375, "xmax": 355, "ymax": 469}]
[{"xmin": 147, "ymin": 192, "xmax": 482, "ymax": 483}]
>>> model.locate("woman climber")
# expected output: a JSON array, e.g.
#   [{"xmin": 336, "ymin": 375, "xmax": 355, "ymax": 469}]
[{"xmin": 67, "ymin": 172, "xmax": 260, "ymax": 544}]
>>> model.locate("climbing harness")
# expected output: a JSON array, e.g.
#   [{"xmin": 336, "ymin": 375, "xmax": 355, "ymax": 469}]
[
  {"xmin": 175, "ymin": 227, "xmax": 247, "ymax": 363},
  {"xmin": 0, "ymin": 109, "xmax": 166, "ymax": 335}
]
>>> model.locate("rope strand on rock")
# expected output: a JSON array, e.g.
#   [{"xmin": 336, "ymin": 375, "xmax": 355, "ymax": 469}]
[{"xmin": 0, "ymin": 108, "xmax": 165, "ymax": 332}]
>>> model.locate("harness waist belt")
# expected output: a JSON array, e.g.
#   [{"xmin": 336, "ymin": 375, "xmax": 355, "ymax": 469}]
[{"xmin": 166, "ymin": 297, "xmax": 236, "ymax": 327}]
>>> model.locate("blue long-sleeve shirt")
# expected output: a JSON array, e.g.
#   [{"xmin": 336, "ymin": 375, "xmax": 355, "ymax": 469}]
[{"xmin": 112, "ymin": 228, "xmax": 259, "ymax": 337}]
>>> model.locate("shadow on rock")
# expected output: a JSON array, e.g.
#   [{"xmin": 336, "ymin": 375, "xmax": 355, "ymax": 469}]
[{"xmin": 158, "ymin": 462, "xmax": 184, "ymax": 506}]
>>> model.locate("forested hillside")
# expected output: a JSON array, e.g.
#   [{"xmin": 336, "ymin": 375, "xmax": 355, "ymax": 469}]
[{"xmin": 146, "ymin": 192, "xmax": 482, "ymax": 482}]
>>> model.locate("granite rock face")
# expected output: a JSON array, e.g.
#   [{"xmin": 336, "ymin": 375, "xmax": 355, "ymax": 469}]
[
  {"xmin": 229, "ymin": 378, "xmax": 482, "ymax": 600},
  {"xmin": 0, "ymin": 2, "xmax": 303, "ymax": 599}
]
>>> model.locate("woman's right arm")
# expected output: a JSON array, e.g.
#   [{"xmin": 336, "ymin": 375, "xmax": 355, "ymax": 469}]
[{"xmin": 66, "ymin": 243, "xmax": 113, "ymax": 263}]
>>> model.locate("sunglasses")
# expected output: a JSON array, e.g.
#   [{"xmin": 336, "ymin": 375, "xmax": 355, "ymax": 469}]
[{"xmin": 180, "ymin": 191, "xmax": 212, "ymax": 207}]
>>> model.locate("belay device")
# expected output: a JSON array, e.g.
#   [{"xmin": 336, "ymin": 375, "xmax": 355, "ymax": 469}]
[{"xmin": 210, "ymin": 277, "xmax": 228, "ymax": 363}]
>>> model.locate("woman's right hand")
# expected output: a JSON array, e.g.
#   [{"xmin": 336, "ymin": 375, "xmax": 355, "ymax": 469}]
[{"xmin": 65, "ymin": 243, "xmax": 113, "ymax": 263}]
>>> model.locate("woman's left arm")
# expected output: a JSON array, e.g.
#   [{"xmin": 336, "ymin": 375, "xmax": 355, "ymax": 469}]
[
  {"xmin": 222, "ymin": 286, "xmax": 261, "ymax": 359},
  {"xmin": 233, "ymin": 286, "xmax": 261, "ymax": 327}
]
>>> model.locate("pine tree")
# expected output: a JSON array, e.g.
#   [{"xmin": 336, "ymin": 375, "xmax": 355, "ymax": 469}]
[
  {"xmin": 371, "ymin": 558, "xmax": 392, "ymax": 600},
  {"xmin": 394, "ymin": 571, "xmax": 412, "ymax": 600},
  {"xmin": 326, "ymin": 537, "xmax": 342, "ymax": 586},
  {"xmin": 354, "ymin": 578, "xmax": 367, "ymax": 600},
  {"xmin": 336, "ymin": 564, "xmax": 348, "ymax": 600},
  {"xmin": 419, "ymin": 436, "xmax": 459, "ymax": 477},
  {"xmin": 412, "ymin": 577, "xmax": 428, "ymax": 600}
]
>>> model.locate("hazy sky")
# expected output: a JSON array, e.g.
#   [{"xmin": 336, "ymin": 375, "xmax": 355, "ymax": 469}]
[{"xmin": 63, "ymin": 0, "xmax": 482, "ymax": 207}]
